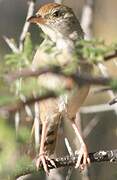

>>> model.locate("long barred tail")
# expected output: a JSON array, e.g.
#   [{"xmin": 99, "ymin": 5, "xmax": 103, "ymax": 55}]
[{"xmin": 42, "ymin": 113, "xmax": 62, "ymax": 156}]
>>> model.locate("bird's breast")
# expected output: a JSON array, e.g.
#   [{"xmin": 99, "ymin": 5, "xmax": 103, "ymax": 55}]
[{"xmin": 38, "ymin": 73, "xmax": 90, "ymax": 119}]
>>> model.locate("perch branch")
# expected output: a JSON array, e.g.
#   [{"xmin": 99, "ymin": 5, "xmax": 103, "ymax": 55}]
[{"xmin": 14, "ymin": 149, "xmax": 117, "ymax": 179}]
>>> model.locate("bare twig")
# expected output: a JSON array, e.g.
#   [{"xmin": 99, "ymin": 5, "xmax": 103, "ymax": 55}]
[
  {"xmin": 80, "ymin": 104, "xmax": 116, "ymax": 114},
  {"xmin": 20, "ymin": 94, "xmax": 33, "ymax": 119},
  {"xmin": 94, "ymin": 87, "xmax": 113, "ymax": 93},
  {"xmin": 81, "ymin": 0, "xmax": 94, "ymax": 39},
  {"xmin": 3, "ymin": 36, "xmax": 19, "ymax": 53},
  {"xmin": 83, "ymin": 116, "xmax": 100, "ymax": 138},
  {"xmin": 33, "ymin": 99, "xmax": 40, "ymax": 150},
  {"xmin": 19, "ymin": 0, "xmax": 35, "ymax": 51},
  {"xmin": 104, "ymin": 50, "xmax": 117, "ymax": 61},
  {"xmin": 65, "ymin": 138, "xmax": 74, "ymax": 155},
  {"xmin": 98, "ymin": 63, "xmax": 117, "ymax": 115},
  {"xmin": 109, "ymin": 97, "xmax": 117, "ymax": 105},
  {"xmin": 15, "ymin": 111, "xmax": 20, "ymax": 135}
]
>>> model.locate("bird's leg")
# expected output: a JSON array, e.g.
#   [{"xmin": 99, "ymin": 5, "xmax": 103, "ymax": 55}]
[
  {"xmin": 36, "ymin": 120, "xmax": 50, "ymax": 174},
  {"xmin": 36, "ymin": 119, "xmax": 56, "ymax": 175},
  {"xmin": 71, "ymin": 119, "xmax": 90, "ymax": 170}
]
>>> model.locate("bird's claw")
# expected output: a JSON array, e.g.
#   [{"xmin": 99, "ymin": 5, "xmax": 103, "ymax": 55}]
[
  {"xmin": 75, "ymin": 144, "xmax": 90, "ymax": 171},
  {"xmin": 36, "ymin": 153, "xmax": 49, "ymax": 175},
  {"xmin": 36, "ymin": 153, "xmax": 56, "ymax": 175}
]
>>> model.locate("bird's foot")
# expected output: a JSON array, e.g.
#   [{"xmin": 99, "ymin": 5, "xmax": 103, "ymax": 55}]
[
  {"xmin": 36, "ymin": 153, "xmax": 56, "ymax": 175},
  {"xmin": 75, "ymin": 144, "xmax": 90, "ymax": 171}
]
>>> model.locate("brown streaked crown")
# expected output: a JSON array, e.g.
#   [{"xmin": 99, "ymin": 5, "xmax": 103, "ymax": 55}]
[
  {"xmin": 28, "ymin": 3, "xmax": 71, "ymax": 24},
  {"xmin": 37, "ymin": 3, "xmax": 62, "ymax": 17}
]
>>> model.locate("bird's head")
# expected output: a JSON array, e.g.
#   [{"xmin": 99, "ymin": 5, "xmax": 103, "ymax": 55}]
[{"xmin": 28, "ymin": 3, "xmax": 83, "ymax": 44}]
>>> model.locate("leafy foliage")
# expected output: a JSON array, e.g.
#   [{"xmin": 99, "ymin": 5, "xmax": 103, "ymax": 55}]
[
  {"xmin": 1, "ymin": 36, "xmax": 117, "ymax": 108},
  {"xmin": 5, "ymin": 33, "xmax": 33, "ymax": 70},
  {"xmin": 75, "ymin": 39, "xmax": 117, "ymax": 63}
]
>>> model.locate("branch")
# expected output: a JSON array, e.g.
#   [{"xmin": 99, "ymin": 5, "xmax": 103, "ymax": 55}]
[
  {"xmin": 4, "ymin": 66, "xmax": 60, "ymax": 82},
  {"xmin": 19, "ymin": 0, "xmax": 35, "ymax": 51},
  {"xmin": 104, "ymin": 50, "xmax": 117, "ymax": 61},
  {"xmin": 14, "ymin": 149, "xmax": 117, "ymax": 179},
  {"xmin": 81, "ymin": 0, "xmax": 94, "ymax": 39},
  {"xmin": 0, "ymin": 90, "xmax": 58, "ymax": 114},
  {"xmin": 1, "ymin": 65, "xmax": 116, "ymax": 115},
  {"xmin": 109, "ymin": 97, "xmax": 117, "ymax": 105},
  {"xmin": 3, "ymin": 65, "xmax": 112, "ymax": 86},
  {"xmin": 3, "ymin": 36, "xmax": 19, "ymax": 53},
  {"xmin": 3, "ymin": 1, "xmax": 35, "ymax": 54}
]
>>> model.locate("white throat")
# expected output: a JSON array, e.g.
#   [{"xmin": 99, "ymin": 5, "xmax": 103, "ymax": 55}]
[{"xmin": 39, "ymin": 24, "xmax": 74, "ymax": 51}]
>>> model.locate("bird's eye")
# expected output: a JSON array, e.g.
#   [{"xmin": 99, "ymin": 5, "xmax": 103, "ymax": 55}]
[{"xmin": 52, "ymin": 10, "xmax": 62, "ymax": 18}]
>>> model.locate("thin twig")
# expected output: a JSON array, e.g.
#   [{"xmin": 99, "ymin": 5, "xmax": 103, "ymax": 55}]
[
  {"xmin": 98, "ymin": 63, "xmax": 117, "ymax": 115},
  {"xmin": 109, "ymin": 97, "xmax": 117, "ymax": 105},
  {"xmin": 65, "ymin": 138, "xmax": 74, "ymax": 155},
  {"xmin": 93, "ymin": 87, "xmax": 113, "ymax": 93},
  {"xmin": 20, "ymin": 94, "xmax": 33, "ymax": 119},
  {"xmin": 81, "ymin": 0, "xmax": 94, "ymax": 39},
  {"xmin": 3, "ymin": 36, "xmax": 19, "ymax": 53},
  {"xmin": 19, "ymin": 0, "xmax": 35, "ymax": 51},
  {"xmin": 83, "ymin": 116, "xmax": 100, "ymax": 138},
  {"xmin": 15, "ymin": 111, "xmax": 20, "ymax": 135},
  {"xmin": 104, "ymin": 50, "xmax": 117, "ymax": 61},
  {"xmin": 33, "ymin": 98, "xmax": 40, "ymax": 150},
  {"xmin": 80, "ymin": 103, "xmax": 116, "ymax": 114}
]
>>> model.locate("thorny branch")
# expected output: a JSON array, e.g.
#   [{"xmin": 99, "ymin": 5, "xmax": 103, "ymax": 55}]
[
  {"xmin": 3, "ymin": 0, "xmax": 36, "ymax": 131},
  {"xmin": 3, "ymin": 65, "xmax": 112, "ymax": 86},
  {"xmin": 0, "ymin": 90, "xmax": 58, "ymax": 114},
  {"xmin": 15, "ymin": 149, "xmax": 117, "ymax": 179},
  {"xmin": 1, "ymin": 65, "xmax": 116, "ymax": 114},
  {"xmin": 3, "ymin": 44, "xmax": 117, "ymax": 81}
]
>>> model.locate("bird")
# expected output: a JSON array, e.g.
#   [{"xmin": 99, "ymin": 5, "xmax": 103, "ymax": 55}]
[{"xmin": 28, "ymin": 2, "xmax": 91, "ymax": 174}]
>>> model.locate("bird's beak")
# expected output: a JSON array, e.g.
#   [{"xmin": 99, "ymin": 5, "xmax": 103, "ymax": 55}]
[{"xmin": 27, "ymin": 15, "xmax": 46, "ymax": 24}]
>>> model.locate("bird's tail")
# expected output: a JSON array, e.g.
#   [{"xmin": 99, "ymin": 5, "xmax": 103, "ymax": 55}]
[{"xmin": 43, "ymin": 113, "xmax": 62, "ymax": 156}]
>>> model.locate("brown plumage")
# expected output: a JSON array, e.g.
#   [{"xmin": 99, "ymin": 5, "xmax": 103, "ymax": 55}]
[{"xmin": 29, "ymin": 2, "xmax": 92, "ymax": 173}]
